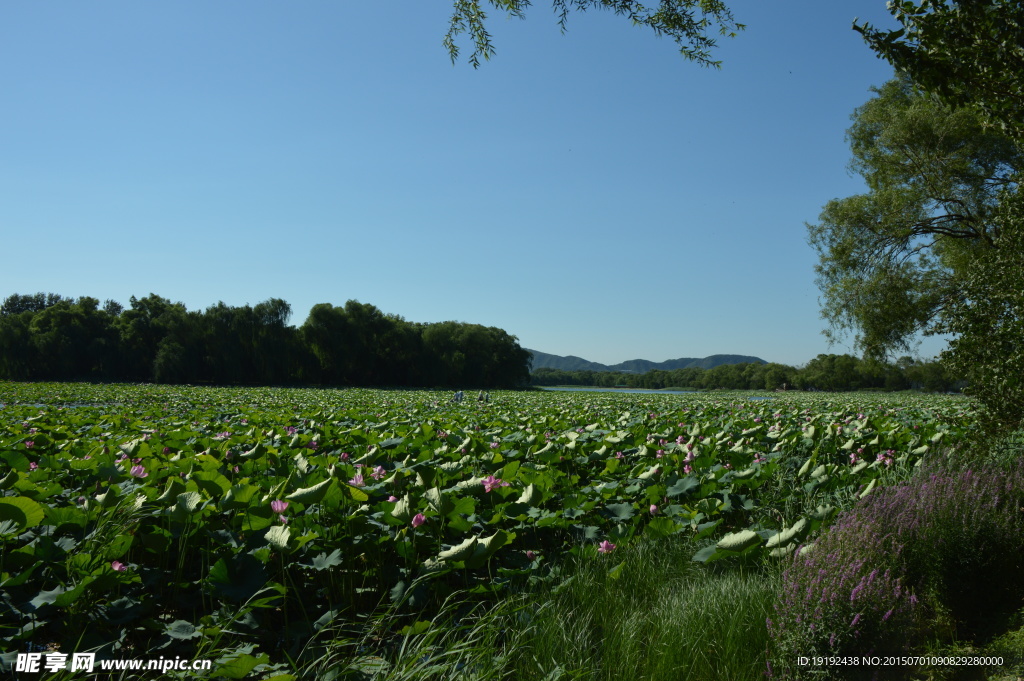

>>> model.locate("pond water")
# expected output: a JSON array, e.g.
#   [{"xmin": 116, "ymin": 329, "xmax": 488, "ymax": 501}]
[
  {"xmin": 539, "ymin": 387, "xmax": 699, "ymax": 395},
  {"xmin": 539, "ymin": 387, "xmax": 774, "ymax": 400}
]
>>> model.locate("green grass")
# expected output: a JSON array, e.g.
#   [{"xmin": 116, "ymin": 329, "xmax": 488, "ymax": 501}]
[{"xmin": 497, "ymin": 536, "xmax": 779, "ymax": 681}]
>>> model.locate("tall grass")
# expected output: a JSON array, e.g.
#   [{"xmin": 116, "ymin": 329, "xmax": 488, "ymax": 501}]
[
  {"xmin": 288, "ymin": 536, "xmax": 779, "ymax": 681},
  {"xmin": 502, "ymin": 536, "xmax": 780, "ymax": 681}
]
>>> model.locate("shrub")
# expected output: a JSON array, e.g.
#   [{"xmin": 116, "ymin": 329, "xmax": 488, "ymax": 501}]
[{"xmin": 770, "ymin": 463, "xmax": 1024, "ymax": 679}]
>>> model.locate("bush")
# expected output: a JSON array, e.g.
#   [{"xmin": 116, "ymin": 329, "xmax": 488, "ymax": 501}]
[{"xmin": 770, "ymin": 463, "xmax": 1024, "ymax": 679}]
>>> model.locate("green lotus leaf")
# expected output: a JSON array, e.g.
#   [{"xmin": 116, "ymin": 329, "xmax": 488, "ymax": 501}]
[
  {"xmin": 215, "ymin": 653, "xmax": 269, "ymax": 679},
  {"xmin": 265, "ymin": 524, "xmax": 291, "ymax": 550},
  {"xmin": 860, "ymin": 478, "xmax": 877, "ymax": 498},
  {"xmin": 287, "ymin": 478, "xmax": 334, "ymax": 505},
  {"xmin": 516, "ymin": 483, "xmax": 543, "ymax": 505},
  {"xmin": 716, "ymin": 529, "xmax": 761, "ymax": 552},
  {"xmin": 645, "ymin": 517, "xmax": 681, "ymax": 538},
  {"xmin": 241, "ymin": 442, "xmax": 268, "ymax": 460},
  {"xmin": 765, "ymin": 518, "xmax": 808, "ymax": 549},
  {"xmin": 391, "ymin": 495, "xmax": 413, "ymax": 521},
  {"xmin": 666, "ymin": 477, "xmax": 699, "ymax": 497},
  {"xmin": 0, "ymin": 469, "xmax": 19, "ymax": 489},
  {"xmin": 167, "ymin": 619, "xmax": 201, "ymax": 640},
  {"xmin": 310, "ymin": 549, "xmax": 344, "ymax": 570},
  {"xmin": 604, "ymin": 503, "xmax": 635, "ymax": 521},
  {"xmin": 193, "ymin": 471, "xmax": 231, "ymax": 498},
  {"xmin": 156, "ymin": 478, "xmax": 187, "ymax": 505},
  {"xmin": 175, "ymin": 491, "xmax": 203, "ymax": 513},
  {"xmin": 0, "ymin": 496, "xmax": 46, "ymax": 529},
  {"xmin": 424, "ymin": 487, "xmax": 454, "ymax": 515},
  {"xmin": 222, "ymin": 483, "xmax": 259, "ymax": 509},
  {"xmin": 438, "ymin": 536, "xmax": 478, "ymax": 562},
  {"xmin": 96, "ymin": 485, "xmax": 122, "ymax": 509}
]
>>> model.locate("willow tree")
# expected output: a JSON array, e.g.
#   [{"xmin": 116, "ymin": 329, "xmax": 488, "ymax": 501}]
[
  {"xmin": 855, "ymin": 0, "xmax": 1024, "ymax": 144},
  {"xmin": 443, "ymin": 0, "xmax": 743, "ymax": 67},
  {"xmin": 808, "ymin": 77, "xmax": 1022, "ymax": 359}
]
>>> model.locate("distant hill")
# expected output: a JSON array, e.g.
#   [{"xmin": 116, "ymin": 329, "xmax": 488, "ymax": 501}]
[{"xmin": 527, "ymin": 350, "xmax": 767, "ymax": 373}]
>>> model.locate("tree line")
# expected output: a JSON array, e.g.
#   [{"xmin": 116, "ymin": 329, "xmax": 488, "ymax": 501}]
[
  {"xmin": 0, "ymin": 293, "xmax": 531, "ymax": 388},
  {"xmin": 532, "ymin": 354, "xmax": 959, "ymax": 393}
]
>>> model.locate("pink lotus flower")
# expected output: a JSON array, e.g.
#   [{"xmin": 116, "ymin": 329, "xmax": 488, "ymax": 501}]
[
  {"xmin": 349, "ymin": 473, "xmax": 365, "ymax": 487},
  {"xmin": 597, "ymin": 540, "xmax": 616, "ymax": 554},
  {"xmin": 649, "ymin": 504, "xmax": 658, "ymax": 515},
  {"xmin": 482, "ymin": 475, "xmax": 509, "ymax": 493},
  {"xmin": 340, "ymin": 452, "xmax": 350, "ymax": 461},
  {"xmin": 29, "ymin": 462, "xmax": 38, "ymax": 471},
  {"xmin": 387, "ymin": 495, "xmax": 398, "ymax": 503},
  {"xmin": 411, "ymin": 513, "xmax": 426, "ymax": 528},
  {"xmin": 526, "ymin": 550, "xmax": 537, "ymax": 560},
  {"xmin": 111, "ymin": 561, "xmax": 127, "ymax": 572},
  {"xmin": 278, "ymin": 514, "xmax": 289, "ymax": 524},
  {"xmin": 130, "ymin": 465, "xmax": 148, "ymax": 478},
  {"xmin": 371, "ymin": 465, "xmax": 386, "ymax": 480},
  {"xmin": 25, "ymin": 441, "xmax": 34, "ymax": 449},
  {"xmin": 271, "ymin": 500, "xmax": 289, "ymax": 513}
]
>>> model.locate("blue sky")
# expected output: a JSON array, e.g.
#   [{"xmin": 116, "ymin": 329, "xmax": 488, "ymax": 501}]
[{"xmin": 1, "ymin": 1, "xmax": 948, "ymax": 367}]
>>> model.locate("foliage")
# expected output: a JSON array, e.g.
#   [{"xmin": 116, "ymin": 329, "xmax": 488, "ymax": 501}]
[
  {"xmin": 500, "ymin": 535, "xmax": 779, "ymax": 680},
  {"xmin": 855, "ymin": 0, "xmax": 1024, "ymax": 144},
  {"xmin": 0, "ymin": 293, "xmax": 531, "ymax": 389},
  {"xmin": 807, "ymin": 76, "xmax": 1022, "ymax": 359},
  {"xmin": 443, "ymin": 0, "xmax": 744, "ymax": 68},
  {"xmin": 770, "ymin": 462, "xmax": 1024, "ymax": 679},
  {"xmin": 0, "ymin": 384, "xmax": 973, "ymax": 674},
  {"xmin": 849, "ymin": 3, "xmax": 1024, "ymax": 435},
  {"xmin": 936, "ymin": 189, "xmax": 1024, "ymax": 433},
  {"xmin": 532, "ymin": 354, "xmax": 958, "ymax": 392}
]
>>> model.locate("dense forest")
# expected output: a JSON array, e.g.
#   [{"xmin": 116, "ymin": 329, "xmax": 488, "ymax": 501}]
[
  {"xmin": 0, "ymin": 293, "xmax": 531, "ymax": 388},
  {"xmin": 531, "ymin": 354, "xmax": 959, "ymax": 393}
]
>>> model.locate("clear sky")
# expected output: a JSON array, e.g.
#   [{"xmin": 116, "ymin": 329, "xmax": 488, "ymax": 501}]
[{"xmin": 0, "ymin": 0, "xmax": 949, "ymax": 367}]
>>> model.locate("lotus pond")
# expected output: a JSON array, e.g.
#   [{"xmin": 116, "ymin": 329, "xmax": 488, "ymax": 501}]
[{"xmin": 0, "ymin": 383, "xmax": 976, "ymax": 678}]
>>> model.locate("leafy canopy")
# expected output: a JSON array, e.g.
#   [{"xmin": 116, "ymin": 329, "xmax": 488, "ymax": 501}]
[
  {"xmin": 807, "ymin": 77, "xmax": 1022, "ymax": 359},
  {"xmin": 937, "ymin": 189, "xmax": 1024, "ymax": 432},
  {"xmin": 854, "ymin": 0, "xmax": 1024, "ymax": 143},
  {"xmin": 444, "ymin": 0, "xmax": 743, "ymax": 67}
]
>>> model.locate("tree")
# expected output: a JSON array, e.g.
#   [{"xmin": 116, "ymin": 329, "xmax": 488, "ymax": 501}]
[
  {"xmin": 936, "ymin": 189, "xmax": 1024, "ymax": 430},
  {"xmin": 29, "ymin": 297, "xmax": 119, "ymax": 379},
  {"xmin": 444, "ymin": 0, "xmax": 743, "ymax": 67},
  {"xmin": 808, "ymin": 77, "xmax": 1022, "ymax": 359},
  {"xmin": 116, "ymin": 294, "xmax": 189, "ymax": 381},
  {"xmin": 1, "ymin": 292, "xmax": 68, "ymax": 316},
  {"xmin": 855, "ymin": 1, "xmax": 1024, "ymax": 143}
]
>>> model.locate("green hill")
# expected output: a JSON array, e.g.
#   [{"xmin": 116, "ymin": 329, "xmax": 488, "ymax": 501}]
[{"xmin": 526, "ymin": 350, "xmax": 766, "ymax": 374}]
